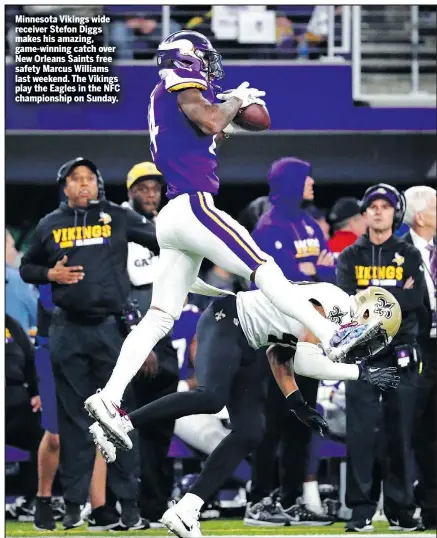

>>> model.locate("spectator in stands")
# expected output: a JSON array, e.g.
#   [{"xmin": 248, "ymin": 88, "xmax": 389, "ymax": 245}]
[
  {"xmin": 5, "ymin": 313, "xmax": 43, "ymax": 520},
  {"xmin": 303, "ymin": 6, "xmax": 342, "ymax": 59},
  {"xmin": 109, "ymin": 10, "xmax": 180, "ymax": 60},
  {"xmin": 123, "ymin": 162, "xmax": 179, "ymax": 525},
  {"xmin": 6, "ymin": 230, "xmax": 38, "ymax": 333},
  {"xmin": 403, "ymin": 186, "xmax": 436, "ymax": 530},
  {"xmin": 327, "ymin": 197, "xmax": 366, "ymax": 257}
]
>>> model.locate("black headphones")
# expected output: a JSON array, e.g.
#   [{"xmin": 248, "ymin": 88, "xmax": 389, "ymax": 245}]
[
  {"xmin": 56, "ymin": 157, "xmax": 105, "ymax": 200},
  {"xmin": 361, "ymin": 183, "xmax": 406, "ymax": 230}
]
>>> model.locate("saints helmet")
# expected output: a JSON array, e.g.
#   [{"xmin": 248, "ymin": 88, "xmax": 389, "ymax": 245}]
[
  {"xmin": 348, "ymin": 286, "xmax": 402, "ymax": 360},
  {"xmin": 156, "ymin": 30, "xmax": 224, "ymax": 81}
]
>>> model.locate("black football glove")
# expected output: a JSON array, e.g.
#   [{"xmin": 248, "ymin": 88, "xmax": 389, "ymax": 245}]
[
  {"xmin": 286, "ymin": 390, "xmax": 329, "ymax": 437},
  {"xmin": 358, "ymin": 362, "xmax": 400, "ymax": 391}
]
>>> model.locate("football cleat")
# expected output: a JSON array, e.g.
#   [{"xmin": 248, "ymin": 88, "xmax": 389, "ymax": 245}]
[
  {"xmin": 89, "ymin": 423, "xmax": 117, "ymax": 463},
  {"xmin": 84, "ymin": 391, "xmax": 133, "ymax": 450},
  {"xmin": 162, "ymin": 502, "xmax": 202, "ymax": 538}
]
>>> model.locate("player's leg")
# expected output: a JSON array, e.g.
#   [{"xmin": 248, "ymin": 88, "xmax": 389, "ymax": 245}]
[
  {"xmin": 178, "ymin": 193, "xmax": 364, "ymax": 356},
  {"xmin": 90, "ymin": 296, "xmax": 243, "ymax": 451},
  {"xmin": 34, "ymin": 337, "xmax": 60, "ymax": 531},
  {"xmin": 162, "ymin": 333, "xmax": 266, "ymax": 537},
  {"xmin": 174, "ymin": 415, "xmax": 230, "ymax": 455},
  {"xmin": 86, "ymin": 247, "xmax": 202, "ymax": 425}
]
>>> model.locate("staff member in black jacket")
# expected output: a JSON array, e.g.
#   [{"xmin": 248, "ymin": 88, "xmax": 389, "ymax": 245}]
[
  {"xmin": 20, "ymin": 157, "xmax": 159, "ymax": 530},
  {"xmin": 403, "ymin": 186, "xmax": 436, "ymax": 530},
  {"xmin": 336, "ymin": 184, "xmax": 426, "ymax": 533}
]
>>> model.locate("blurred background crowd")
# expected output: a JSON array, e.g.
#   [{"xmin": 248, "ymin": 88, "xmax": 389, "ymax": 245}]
[{"xmin": 4, "ymin": 2, "xmax": 436, "ymax": 534}]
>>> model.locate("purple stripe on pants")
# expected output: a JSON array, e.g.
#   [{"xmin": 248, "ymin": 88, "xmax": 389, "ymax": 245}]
[{"xmin": 189, "ymin": 193, "xmax": 266, "ymax": 272}]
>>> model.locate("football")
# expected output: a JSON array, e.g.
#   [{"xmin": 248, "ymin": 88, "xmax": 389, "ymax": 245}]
[{"xmin": 233, "ymin": 103, "xmax": 271, "ymax": 132}]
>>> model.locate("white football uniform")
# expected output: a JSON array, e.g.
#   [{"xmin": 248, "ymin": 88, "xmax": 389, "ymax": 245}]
[{"xmin": 236, "ymin": 282, "xmax": 354, "ymax": 350}]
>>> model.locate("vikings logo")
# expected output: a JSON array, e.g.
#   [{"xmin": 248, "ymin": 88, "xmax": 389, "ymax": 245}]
[
  {"xmin": 392, "ymin": 252, "xmax": 405, "ymax": 266},
  {"xmin": 99, "ymin": 212, "xmax": 112, "ymax": 225},
  {"xmin": 374, "ymin": 296, "xmax": 394, "ymax": 319},
  {"xmin": 328, "ymin": 305, "xmax": 348, "ymax": 324},
  {"xmin": 304, "ymin": 224, "xmax": 315, "ymax": 236}
]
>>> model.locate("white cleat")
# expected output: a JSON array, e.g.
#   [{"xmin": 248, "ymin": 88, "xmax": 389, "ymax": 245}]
[
  {"xmin": 89, "ymin": 422, "xmax": 117, "ymax": 463},
  {"xmin": 84, "ymin": 391, "xmax": 133, "ymax": 450},
  {"xmin": 162, "ymin": 503, "xmax": 202, "ymax": 538}
]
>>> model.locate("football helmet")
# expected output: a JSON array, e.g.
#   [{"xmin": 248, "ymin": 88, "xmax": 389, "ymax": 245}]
[
  {"xmin": 347, "ymin": 286, "xmax": 402, "ymax": 360},
  {"xmin": 157, "ymin": 30, "xmax": 224, "ymax": 81}
]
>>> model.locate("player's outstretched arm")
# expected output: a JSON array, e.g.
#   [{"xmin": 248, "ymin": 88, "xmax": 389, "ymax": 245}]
[
  {"xmin": 267, "ymin": 345, "xmax": 329, "ymax": 436},
  {"xmin": 177, "ymin": 88, "xmax": 242, "ymax": 135}
]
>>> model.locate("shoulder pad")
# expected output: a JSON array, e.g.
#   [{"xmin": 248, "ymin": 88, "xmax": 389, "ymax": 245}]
[{"xmin": 162, "ymin": 68, "xmax": 208, "ymax": 93}]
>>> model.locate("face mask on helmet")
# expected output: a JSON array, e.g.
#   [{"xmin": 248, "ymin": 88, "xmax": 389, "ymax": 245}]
[{"xmin": 345, "ymin": 287, "xmax": 402, "ymax": 362}]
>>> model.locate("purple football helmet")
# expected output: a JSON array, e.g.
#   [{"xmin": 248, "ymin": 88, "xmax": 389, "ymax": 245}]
[{"xmin": 157, "ymin": 30, "xmax": 224, "ymax": 81}]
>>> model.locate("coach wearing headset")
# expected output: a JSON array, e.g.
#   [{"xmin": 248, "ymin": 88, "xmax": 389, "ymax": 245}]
[{"xmin": 336, "ymin": 184, "xmax": 426, "ymax": 532}]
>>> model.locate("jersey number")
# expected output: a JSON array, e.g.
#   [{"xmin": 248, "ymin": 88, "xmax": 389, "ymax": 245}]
[
  {"xmin": 148, "ymin": 91, "xmax": 159, "ymax": 158},
  {"xmin": 172, "ymin": 338, "xmax": 187, "ymax": 369},
  {"xmin": 267, "ymin": 333, "xmax": 298, "ymax": 348}
]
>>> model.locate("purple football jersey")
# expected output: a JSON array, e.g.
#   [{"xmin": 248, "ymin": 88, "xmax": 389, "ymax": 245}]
[
  {"xmin": 171, "ymin": 303, "xmax": 202, "ymax": 380},
  {"xmin": 149, "ymin": 68, "xmax": 219, "ymax": 199}
]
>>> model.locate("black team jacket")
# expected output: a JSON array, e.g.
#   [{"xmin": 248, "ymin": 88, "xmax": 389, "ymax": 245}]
[{"xmin": 20, "ymin": 200, "xmax": 159, "ymax": 321}]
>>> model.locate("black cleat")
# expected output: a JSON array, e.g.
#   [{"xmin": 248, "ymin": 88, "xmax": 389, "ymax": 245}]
[
  {"xmin": 87, "ymin": 506, "xmax": 120, "ymax": 532},
  {"xmin": 62, "ymin": 503, "xmax": 84, "ymax": 529},
  {"xmin": 34, "ymin": 497, "xmax": 56, "ymax": 531}
]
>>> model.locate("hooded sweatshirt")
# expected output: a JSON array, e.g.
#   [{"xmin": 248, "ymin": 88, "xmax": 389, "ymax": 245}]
[
  {"xmin": 20, "ymin": 200, "xmax": 158, "ymax": 320},
  {"xmin": 337, "ymin": 233, "xmax": 426, "ymax": 347},
  {"xmin": 253, "ymin": 158, "xmax": 335, "ymax": 283}
]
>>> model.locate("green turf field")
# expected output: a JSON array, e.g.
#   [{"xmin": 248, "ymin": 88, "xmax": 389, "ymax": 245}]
[{"xmin": 5, "ymin": 519, "xmax": 433, "ymax": 536}]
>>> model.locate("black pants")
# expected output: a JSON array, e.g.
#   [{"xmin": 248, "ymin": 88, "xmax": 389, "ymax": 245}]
[
  {"xmin": 133, "ymin": 336, "xmax": 178, "ymax": 521},
  {"xmin": 49, "ymin": 310, "xmax": 139, "ymax": 505},
  {"xmin": 250, "ymin": 359, "xmax": 319, "ymax": 507},
  {"xmin": 6, "ymin": 400, "xmax": 45, "ymax": 498},
  {"xmin": 413, "ymin": 339, "xmax": 436, "ymax": 521},
  {"xmin": 345, "ymin": 362, "xmax": 417, "ymax": 520},
  {"xmin": 129, "ymin": 295, "xmax": 266, "ymax": 502}
]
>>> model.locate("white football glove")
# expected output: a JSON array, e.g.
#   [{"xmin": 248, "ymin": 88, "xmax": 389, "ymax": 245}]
[{"xmin": 217, "ymin": 81, "xmax": 266, "ymax": 109}]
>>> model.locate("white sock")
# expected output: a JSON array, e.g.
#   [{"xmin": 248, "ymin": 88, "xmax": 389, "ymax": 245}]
[
  {"xmin": 303, "ymin": 481, "xmax": 323, "ymax": 514},
  {"xmin": 178, "ymin": 493, "xmax": 204, "ymax": 512},
  {"xmin": 104, "ymin": 309, "xmax": 174, "ymax": 404},
  {"xmin": 254, "ymin": 260, "xmax": 336, "ymax": 347}
]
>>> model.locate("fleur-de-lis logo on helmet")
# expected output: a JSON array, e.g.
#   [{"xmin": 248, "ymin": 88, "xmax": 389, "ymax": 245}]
[
  {"xmin": 374, "ymin": 296, "xmax": 394, "ymax": 319},
  {"xmin": 328, "ymin": 305, "xmax": 347, "ymax": 325}
]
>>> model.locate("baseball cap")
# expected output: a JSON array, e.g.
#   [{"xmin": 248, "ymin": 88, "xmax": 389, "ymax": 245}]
[
  {"xmin": 126, "ymin": 162, "xmax": 163, "ymax": 190},
  {"xmin": 363, "ymin": 186, "xmax": 398, "ymax": 208},
  {"xmin": 57, "ymin": 157, "xmax": 99, "ymax": 183},
  {"xmin": 328, "ymin": 197, "xmax": 362, "ymax": 225}
]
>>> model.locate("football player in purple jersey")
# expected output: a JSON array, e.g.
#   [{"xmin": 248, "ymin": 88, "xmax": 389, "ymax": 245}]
[{"xmin": 85, "ymin": 31, "xmax": 378, "ymax": 469}]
